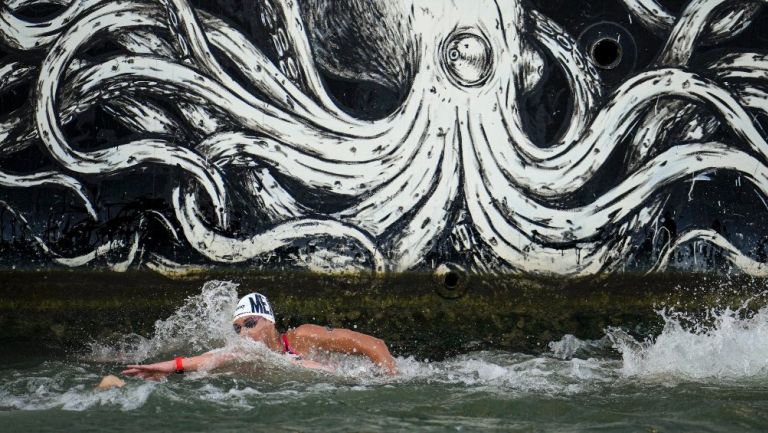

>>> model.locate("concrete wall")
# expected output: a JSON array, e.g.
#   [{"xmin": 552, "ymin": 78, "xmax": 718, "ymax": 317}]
[{"xmin": 1, "ymin": 0, "xmax": 767, "ymax": 277}]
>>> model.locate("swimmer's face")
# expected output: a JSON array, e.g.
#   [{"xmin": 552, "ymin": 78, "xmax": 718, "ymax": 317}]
[{"xmin": 232, "ymin": 315, "xmax": 274, "ymax": 342}]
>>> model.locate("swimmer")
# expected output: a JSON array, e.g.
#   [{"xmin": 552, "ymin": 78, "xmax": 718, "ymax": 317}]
[{"xmin": 100, "ymin": 292, "xmax": 396, "ymax": 388}]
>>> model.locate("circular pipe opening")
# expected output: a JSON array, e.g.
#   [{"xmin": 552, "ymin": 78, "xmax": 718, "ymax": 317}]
[
  {"xmin": 433, "ymin": 263, "xmax": 468, "ymax": 299},
  {"xmin": 443, "ymin": 271, "xmax": 460, "ymax": 290},
  {"xmin": 590, "ymin": 37, "xmax": 622, "ymax": 69}
]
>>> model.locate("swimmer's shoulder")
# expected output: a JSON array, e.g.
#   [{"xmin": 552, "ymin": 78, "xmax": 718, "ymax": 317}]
[
  {"xmin": 290, "ymin": 323, "xmax": 334, "ymax": 338},
  {"xmin": 288, "ymin": 324, "xmax": 344, "ymax": 346}
]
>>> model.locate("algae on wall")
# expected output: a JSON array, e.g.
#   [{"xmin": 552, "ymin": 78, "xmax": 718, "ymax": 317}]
[{"xmin": 1, "ymin": 270, "xmax": 765, "ymax": 359}]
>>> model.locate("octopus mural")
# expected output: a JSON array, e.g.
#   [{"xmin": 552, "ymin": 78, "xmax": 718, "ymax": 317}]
[{"xmin": 0, "ymin": 0, "xmax": 767, "ymax": 276}]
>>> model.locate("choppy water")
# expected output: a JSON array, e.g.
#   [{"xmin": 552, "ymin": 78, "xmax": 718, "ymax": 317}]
[{"xmin": 3, "ymin": 281, "xmax": 768, "ymax": 432}]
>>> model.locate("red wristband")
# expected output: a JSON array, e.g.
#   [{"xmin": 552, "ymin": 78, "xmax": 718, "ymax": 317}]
[{"xmin": 175, "ymin": 356, "xmax": 184, "ymax": 374}]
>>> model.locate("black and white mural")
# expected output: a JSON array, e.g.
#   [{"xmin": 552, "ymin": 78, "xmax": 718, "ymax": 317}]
[{"xmin": 0, "ymin": 0, "xmax": 767, "ymax": 275}]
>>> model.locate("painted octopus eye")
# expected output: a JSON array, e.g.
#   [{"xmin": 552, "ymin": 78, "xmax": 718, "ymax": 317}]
[{"xmin": 442, "ymin": 32, "xmax": 493, "ymax": 88}]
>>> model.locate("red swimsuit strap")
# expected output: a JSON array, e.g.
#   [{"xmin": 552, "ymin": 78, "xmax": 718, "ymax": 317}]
[{"xmin": 281, "ymin": 333, "xmax": 297, "ymax": 355}]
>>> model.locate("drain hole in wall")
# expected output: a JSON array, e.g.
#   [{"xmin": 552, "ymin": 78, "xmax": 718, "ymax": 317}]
[
  {"xmin": 577, "ymin": 21, "xmax": 637, "ymax": 84},
  {"xmin": 590, "ymin": 38, "xmax": 622, "ymax": 69},
  {"xmin": 434, "ymin": 263, "xmax": 468, "ymax": 299},
  {"xmin": 443, "ymin": 271, "xmax": 460, "ymax": 290}
]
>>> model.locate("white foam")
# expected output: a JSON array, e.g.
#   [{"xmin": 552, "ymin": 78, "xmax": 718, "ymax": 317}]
[
  {"xmin": 389, "ymin": 352, "xmax": 615, "ymax": 395},
  {"xmin": 608, "ymin": 306, "xmax": 768, "ymax": 380},
  {"xmin": 87, "ymin": 280, "xmax": 241, "ymax": 362},
  {"xmin": 0, "ymin": 367, "xmax": 158, "ymax": 411},
  {"xmin": 49, "ymin": 280, "xmax": 768, "ymax": 412},
  {"xmin": 194, "ymin": 383, "xmax": 264, "ymax": 408}
]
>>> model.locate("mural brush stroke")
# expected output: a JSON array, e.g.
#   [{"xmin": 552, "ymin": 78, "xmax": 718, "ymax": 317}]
[{"xmin": 0, "ymin": 0, "xmax": 766, "ymax": 276}]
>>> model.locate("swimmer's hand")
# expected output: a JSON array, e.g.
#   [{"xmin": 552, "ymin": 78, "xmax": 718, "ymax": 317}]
[
  {"xmin": 122, "ymin": 361, "xmax": 175, "ymax": 381},
  {"xmin": 379, "ymin": 360, "xmax": 398, "ymax": 377}
]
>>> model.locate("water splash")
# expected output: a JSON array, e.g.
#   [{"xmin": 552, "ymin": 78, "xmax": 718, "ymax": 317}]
[
  {"xmin": 0, "ymin": 362, "xmax": 158, "ymax": 411},
  {"xmin": 607, "ymin": 305, "xmax": 768, "ymax": 380},
  {"xmin": 6, "ymin": 281, "xmax": 768, "ymax": 413},
  {"xmin": 392, "ymin": 352, "xmax": 617, "ymax": 394},
  {"xmin": 88, "ymin": 280, "xmax": 240, "ymax": 363}
]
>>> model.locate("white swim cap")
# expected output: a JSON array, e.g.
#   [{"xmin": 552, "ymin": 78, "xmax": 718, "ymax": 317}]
[{"xmin": 232, "ymin": 292, "xmax": 275, "ymax": 323}]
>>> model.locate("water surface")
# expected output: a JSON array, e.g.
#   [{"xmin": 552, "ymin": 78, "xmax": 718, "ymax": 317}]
[{"xmin": 3, "ymin": 281, "xmax": 768, "ymax": 432}]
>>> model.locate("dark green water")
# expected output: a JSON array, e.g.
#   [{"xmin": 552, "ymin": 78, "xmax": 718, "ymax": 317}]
[
  {"xmin": 3, "ymin": 281, "xmax": 768, "ymax": 432},
  {"xmin": 3, "ymin": 351, "xmax": 768, "ymax": 432}
]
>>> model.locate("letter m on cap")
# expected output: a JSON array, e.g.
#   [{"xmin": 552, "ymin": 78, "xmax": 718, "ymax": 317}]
[{"xmin": 249, "ymin": 295, "xmax": 271, "ymax": 315}]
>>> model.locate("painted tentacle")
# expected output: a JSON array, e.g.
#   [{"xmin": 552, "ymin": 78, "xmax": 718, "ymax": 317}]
[
  {"xmin": 105, "ymin": 94, "xmax": 191, "ymax": 137},
  {"xmin": 192, "ymin": 109, "xmax": 429, "ymax": 198},
  {"xmin": 708, "ymin": 53, "xmax": 768, "ymax": 117},
  {"xmin": 78, "ymin": 29, "xmax": 226, "ymax": 138},
  {"xmin": 199, "ymin": 11, "xmax": 417, "ymax": 133},
  {"xmin": 0, "ymin": 61, "xmax": 33, "ymax": 91},
  {"xmin": 0, "ymin": 61, "xmax": 36, "ymax": 152},
  {"xmin": 333, "ymin": 121, "xmax": 437, "ymax": 236},
  {"xmin": 34, "ymin": 2, "xmax": 229, "ymax": 226},
  {"xmin": 0, "ymin": 63, "xmax": 97, "ymax": 219},
  {"xmin": 70, "ymin": 50, "xmax": 428, "ymax": 163},
  {"xmin": 708, "ymin": 52, "xmax": 768, "ymax": 82},
  {"xmin": 2, "ymin": 66, "xmax": 189, "ymax": 156},
  {"xmin": 196, "ymin": 135, "xmax": 308, "ymax": 224},
  {"xmin": 194, "ymin": 120, "xmax": 443, "ymax": 236},
  {"xmin": 199, "ymin": 11, "xmax": 341, "ymax": 125},
  {"xmin": 650, "ymin": 229, "xmax": 768, "ymax": 275},
  {"xmin": 177, "ymin": 7, "xmax": 418, "ymax": 135},
  {"xmin": 168, "ymin": 9, "xmax": 421, "ymax": 138},
  {"xmin": 502, "ymin": 6, "xmax": 762, "ymax": 193},
  {"xmin": 462, "ymin": 116, "xmax": 627, "ymax": 275},
  {"xmin": 1, "ymin": 57, "xmax": 103, "ymax": 155},
  {"xmin": 706, "ymin": 52, "xmax": 768, "ymax": 125},
  {"xmin": 6, "ymin": 0, "xmax": 428, "ymax": 159},
  {"xmin": 171, "ymin": 187, "xmax": 385, "ymax": 273},
  {"xmin": 114, "ymin": 28, "xmax": 177, "ymax": 58},
  {"xmin": 0, "ymin": 170, "xmax": 96, "ymax": 219},
  {"xmin": 619, "ymin": 0, "xmax": 762, "ymax": 45},
  {"xmin": 180, "ymin": 136, "xmax": 308, "ymax": 224},
  {"xmin": 1, "ymin": 3, "xmax": 280, "ymax": 142},
  {"xmin": 723, "ymin": 85, "xmax": 768, "ymax": 117},
  {"xmin": 491, "ymin": 68, "xmax": 768, "ymax": 197},
  {"xmin": 69, "ymin": 56, "xmax": 432, "ymax": 185},
  {"xmin": 252, "ymin": 0, "xmax": 340, "ymax": 112},
  {"xmin": 385, "ymin": 111, "xmax": 461, "ymax": 272},
  {"xmin": 237, "ymin": 168, "xmax": 308, "ymax": 221},
  {"xmin": 482, "ymin": 76, "xmax": 768, "ymax": 241},
  {"xmin": 475, "ymin": 125, "xmax": 768, "ymax": 247},
  {"xmin": 5, "ymin": 0, "xmax": 69, "ymax": 7},
  {"xmin": 0, "ymin": 0, "xmax": 105, "ymax": 50},
  {"xmin": 508, "ymin": 10, "xmax": 603, "ymax": 160},
  {"xmin": 2, "ymin": 0, "xmax": 407, "ymax": 137},
  {"xmin": 465, "ymin": 136, "xmax": 768, "ymax": 274},
  {"xmin": 626, "ymin": 0, "xmax": 765, "ymax": 170},
  {"xmin": 160, "ymin": 0, "xmax": 401, "ymax": 135},
  {"xmin": 53, "ymin": 211, "xmax": 180, "ymax": 270},
  {"xmin": 625, "ymin": 101, "xmax": 719, "ymax": 172},
  {"xmin": 657, "ymin": 0, "xmax": 767, "ymax": 67},
  {"xmin": 495, "ymin": 12, "xmax": 758, "ymax": 197}
]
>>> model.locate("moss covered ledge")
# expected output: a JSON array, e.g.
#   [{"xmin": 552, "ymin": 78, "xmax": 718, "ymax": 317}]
[{"xmin": 1, "ymin": 270, "xmax": 766, "ymax": 359}]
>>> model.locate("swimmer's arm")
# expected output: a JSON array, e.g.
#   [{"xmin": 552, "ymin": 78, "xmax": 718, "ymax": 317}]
[
  {"xmin": 293, "ymin": 325, "xmax": 397, "ymax": 375},
  {"xmin": 122, "ymin": 350, "xmax": 238, "ymax": 379}
]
